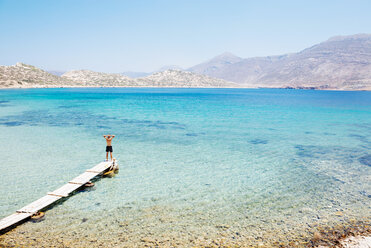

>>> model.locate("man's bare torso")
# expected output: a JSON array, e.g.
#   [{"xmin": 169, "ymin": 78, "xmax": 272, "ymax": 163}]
[
  {"xmin": 106, "ymin": 139, "xmax": 112, "ymax": 146},
  {"xmin": 104, "ymin": 135, "xmax": 115, "ymax": 146}
]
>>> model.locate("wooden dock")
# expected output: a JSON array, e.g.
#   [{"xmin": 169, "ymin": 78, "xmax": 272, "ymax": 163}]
[{"xmin": 0, "ymin": 161, "xmax": 114, "ymax": 233}]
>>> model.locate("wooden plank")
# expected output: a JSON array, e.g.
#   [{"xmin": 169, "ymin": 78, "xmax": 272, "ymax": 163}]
[
  {"xmin": 0, "ymin": 213, "xmax": 32, "ymax": 231},
  {"xmin": 17, "ymin": 195, "xmax": 61, "ymax": 214},
  {"xmin": 0, "ymin": 160, "xmax": 115, "ymax": 232},
  {"xmin": 48, "ymin": 183, "xmax": 83, "ymax": 197},
  {"xmin": 86, "ymin": 162, "xmax": 111, "ymax": 173},
  {"xmin": 69, "ymin": 171, "xmax": 99, "ymax": 185},
  {"xmin": 86, "ymin": 161, "xmax": 112, "ymax": 173}
]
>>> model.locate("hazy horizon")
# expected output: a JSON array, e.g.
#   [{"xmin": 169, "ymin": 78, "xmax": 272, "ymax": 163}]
[{"xmin": 1, "ymin": 0, "xmax": 370, "ymax": 73}]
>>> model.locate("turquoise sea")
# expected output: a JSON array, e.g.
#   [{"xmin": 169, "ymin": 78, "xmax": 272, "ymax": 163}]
[{"xmin": 0, "ymin": 88, "xmax": 370, "ymax": 247}]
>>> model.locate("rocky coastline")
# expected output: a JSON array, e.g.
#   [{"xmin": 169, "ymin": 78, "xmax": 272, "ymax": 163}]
[
  {"xmin": 0, "ymin": 210, "xmax": 369, "ymax": 247},
  {"xmin": 0, "ymin": 63, "xmax": 239, "ymax": 89}
]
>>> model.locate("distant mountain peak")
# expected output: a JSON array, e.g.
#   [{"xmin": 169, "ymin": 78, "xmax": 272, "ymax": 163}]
[
  {"xmin": 205, "ymin": 52, "xmax": 242, "ymax": 64},
  {"xmin": 187, "ymin": 33, "xmax": 371, "ymax": 90},
  {"xmin": 326, "ymin": 33, "xmax": 371, "ymax": 42},
  {"xmin": 213, "ymin": 52, "xmax": 240, "ymax": 59},
  {"xmin": 188, "ymin": 52, "xmax": 243, "ymax": 75}
]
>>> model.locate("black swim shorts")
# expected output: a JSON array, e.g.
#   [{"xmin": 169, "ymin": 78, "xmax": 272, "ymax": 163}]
[{"xmin": 106, "ymin": 146, "xmax": 113, "ymax": 152}]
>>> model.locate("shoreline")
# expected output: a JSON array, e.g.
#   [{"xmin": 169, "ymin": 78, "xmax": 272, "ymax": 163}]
[
  {"xmin": 319, "ymin": 235, "xmax": 371, "ymax": 248},
  {"xmin": 0, "ymin": 85, "xmax": 370, "ymax": 91},
  {"xmin": 310, "ymin": 220, "xmax": 371, "ymax": 247},
  {"xmin": 0, "ymin": 215, "xmax": 369, "ymax": 247}
]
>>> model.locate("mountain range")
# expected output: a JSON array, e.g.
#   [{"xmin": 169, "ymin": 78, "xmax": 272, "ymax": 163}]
[
  {"xmin": 188, "ymin": 34, "xmax": 371, "ymax": 90},
  {"xmin": 1, "ymin": 34, "xmax": 370, "ymax": 90},
  {"xmin": 0, "ymin": 63, "xmax": 237, "ymax": 88}
]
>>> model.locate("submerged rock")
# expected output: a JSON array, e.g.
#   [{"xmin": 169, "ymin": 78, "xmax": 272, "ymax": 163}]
[
  {"xmin": 249, "ymin": 139, "xmax": 268, "ymax": 145},
  {"xmin": 359, "ymin": 155, "xmax": 371, "ymax": 167}
]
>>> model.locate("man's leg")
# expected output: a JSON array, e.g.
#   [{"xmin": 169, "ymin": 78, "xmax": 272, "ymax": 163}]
[
  {"xmin": 110, "ymin": 152, "xmax": 113, "ymax": 161},
  {"xmin": 106, "ymin": 152, "xmax": 108, "ymax": 161}
]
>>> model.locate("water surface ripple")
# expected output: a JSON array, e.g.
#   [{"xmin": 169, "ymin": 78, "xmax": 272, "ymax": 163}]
[{"xmin": 0, "ymin": 88, "xmax": 370, "ymax": 247}]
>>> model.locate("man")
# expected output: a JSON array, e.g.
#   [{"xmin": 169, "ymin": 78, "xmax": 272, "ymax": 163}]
[{"xmin": 103, "ymin": 134, "xmax": 115, "ymax": 161}]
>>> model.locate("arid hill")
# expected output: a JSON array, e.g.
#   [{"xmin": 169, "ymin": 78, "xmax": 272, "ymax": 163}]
[
  {"xmin": 0, "ymin": 64, "xmax": 236, "ymax": 88},
  {"xmin": 188, "ymin": 34, "xmax": 371, "ymax": 90}
]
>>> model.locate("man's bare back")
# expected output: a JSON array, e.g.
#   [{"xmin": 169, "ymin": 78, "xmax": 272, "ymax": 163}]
[
  {"xmin": 103, "ymin": 134, "xmax": 115, "ymax": 161},
  {"xmin": 104, "ymin": 135, "xmax": 114, "ymax": 146}
]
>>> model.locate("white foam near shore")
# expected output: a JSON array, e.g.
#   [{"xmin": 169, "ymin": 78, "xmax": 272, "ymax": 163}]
[
  {"xmin": 342, "ymin": 236, "xmax": 371, "ymax": 248},
  {"xmin": 319, "ymin": 236, "xmax": 371, "ymax": 248}
]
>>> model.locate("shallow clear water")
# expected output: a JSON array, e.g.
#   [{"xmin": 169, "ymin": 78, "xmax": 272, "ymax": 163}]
[{"xmin": 0, "ymin": 88, "xmax": 370, "ymax": 246}]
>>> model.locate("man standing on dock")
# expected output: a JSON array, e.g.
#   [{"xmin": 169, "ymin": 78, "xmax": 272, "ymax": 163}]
[{"xmin": 103, "ymin": 134, "xmax": 115, "ymax": 161}]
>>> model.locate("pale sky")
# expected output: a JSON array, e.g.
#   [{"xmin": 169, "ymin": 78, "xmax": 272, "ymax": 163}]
[{"xmin": 0, "ymin": 0, "xmax": 370, "ymax": 72}]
